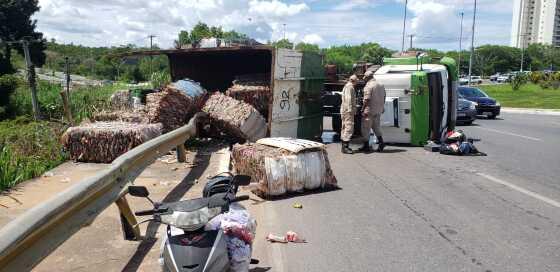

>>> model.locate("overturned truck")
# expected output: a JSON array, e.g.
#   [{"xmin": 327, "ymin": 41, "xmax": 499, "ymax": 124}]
[{"xmin": 324, "ymin": 56, "xmax": 458, "ymax": 146}]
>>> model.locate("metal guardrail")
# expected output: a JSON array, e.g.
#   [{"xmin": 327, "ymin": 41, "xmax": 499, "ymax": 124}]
[{"xmin": 0, "ymin": 113, "xmax": 205, "ymax": 271}]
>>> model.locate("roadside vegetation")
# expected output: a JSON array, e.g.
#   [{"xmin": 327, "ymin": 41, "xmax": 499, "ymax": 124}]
[
  {"xmin": 0, "ymin": 78, "xmax": 121, "ymax": 190},
  {"xmin": 481, "ymin": 82, "xmax": 560, "ymax": 109}
]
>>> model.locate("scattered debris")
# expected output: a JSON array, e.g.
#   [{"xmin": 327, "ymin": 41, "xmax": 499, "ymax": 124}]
[
  {"xmin": 266, "ymin": 231, "xmax": 306, "ymax": 243},
  {"xmin": 202, "ymin": 92, "xmax": 267, "ymax": 142},
  {"xmin": 266, "ymin": 233, "xmax": 288, "ymax": 243},
  {"xmin": 293, "ymin": 203, "xmax": 303, "ymax": 209},
  {"xmin": 440, "ymin": 130, "xmax": 487, "ymax": 156},
  {"xmin": 61, "ymin": 122, "xmax": 162, "ymax": 163},
  {"xmin": 232, "ymin": 138, "xmax": 338, "ymax": 198},
  {"xmin": 61, "ymin": 177, "xmax": 71, "ymax": 183},
  {"xmin": 42, "ymin": 172, "xmax": 55, "ymax": 178}
]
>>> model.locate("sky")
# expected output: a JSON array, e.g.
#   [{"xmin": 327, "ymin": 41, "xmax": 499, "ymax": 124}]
[{"xmin": 34, "ymin": 0, "xmax": 514, "ymax": 51}]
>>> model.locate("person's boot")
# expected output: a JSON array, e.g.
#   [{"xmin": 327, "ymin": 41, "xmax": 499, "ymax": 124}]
[
  {"xmin": 376, "ymin": 136, "xmax": 385, "ymax": 152},
  {"xmin": 341, "ymin": 141, "xmax": 353, "ymax": 154},
  {"xmin": 359, "ymin": 142, "xmax": 372, "ymax": 153}
]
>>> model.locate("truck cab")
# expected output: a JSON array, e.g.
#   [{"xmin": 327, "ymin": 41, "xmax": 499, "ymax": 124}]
[{"xmin": 325, "ymin": 56, "xmax": 458, "ymax": 146}]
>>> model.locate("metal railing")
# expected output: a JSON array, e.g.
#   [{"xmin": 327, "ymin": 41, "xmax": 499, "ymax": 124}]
[{"xmin": 0, "ymin": 113, "xmax": 205, "ymax": 271}]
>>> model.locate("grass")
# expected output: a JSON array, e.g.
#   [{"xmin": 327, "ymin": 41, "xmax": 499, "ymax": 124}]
[
  {"xmin": 480, "ymin": 83, "xmax": 560, "ymax": 109},
  {"xmin": 0, "ymin": 81, "xmax": 122, "ymax": 191},
  {"xmin": 10, "ymin": 81, "xmax": 124, "ymax": 123},
  {"xmin": 0, "ymin": 117, "xmax": 67, "ymax": 191}
]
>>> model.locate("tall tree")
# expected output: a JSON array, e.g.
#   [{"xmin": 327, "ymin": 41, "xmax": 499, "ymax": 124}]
[
  {"xmin": 295, "ymin": 42, "xmax": 320, "ymax": 53},
  {"xmin": 0, "ymin": 0, "xmax": 46, "ymax": 75},
  {"xmin": 272, "ymin": 39, "xmax": 294, "ymax": 49}
]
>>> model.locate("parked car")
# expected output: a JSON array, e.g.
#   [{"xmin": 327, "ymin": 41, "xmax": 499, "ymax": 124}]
[
  {"xmin": 459, "ymin": 76, "xmax": 483, "ymax": 85},
  {"xmin": 490, "ymin": 73, "xmax": 500, "ymax": 82},
  {"xmin": 497, "ymin": 75, "xmax": 510, "ymax": 83},
  {"xmin": 470, "ymin": 76, "xmax": 483, "ymax": 84},
  {"xmin": 456, "ymin": 97, "xmax": 477, "ymax": 125},
  {"xmin": 458, "ymin": 86, "xmax": 501, "ymax": 119}
]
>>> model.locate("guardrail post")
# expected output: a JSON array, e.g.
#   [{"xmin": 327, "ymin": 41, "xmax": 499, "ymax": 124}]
[
  {"xmin": 176, "ymin": 144, "xmax": 187, "ymax": 163},
  {"xmin": 115, "ymin": 196, "xmax": 141, "ymax": 241}
]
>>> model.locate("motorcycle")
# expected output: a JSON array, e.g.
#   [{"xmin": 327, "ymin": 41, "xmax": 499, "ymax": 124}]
[{"xmin": 129, "ymin": 173, "xmax": 257, "ymax": 272}]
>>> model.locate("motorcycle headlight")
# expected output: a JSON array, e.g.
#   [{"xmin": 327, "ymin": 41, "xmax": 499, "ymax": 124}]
[
  {"xmin": 160, "ymin": 207, "xmax": 222, "ymax": 231},
  {"xmin": 469, "ymin": 102, "xmax": 477, "ymax": 110}
]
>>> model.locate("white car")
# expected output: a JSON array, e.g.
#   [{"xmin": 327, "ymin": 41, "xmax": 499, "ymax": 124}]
[
  {"xmin": 470, "ymin": 76, "xmax": 483, "ymax": 84},
  {"xmin": 497, "ymin": 75, "xmax": 510, "ymax": 83}
]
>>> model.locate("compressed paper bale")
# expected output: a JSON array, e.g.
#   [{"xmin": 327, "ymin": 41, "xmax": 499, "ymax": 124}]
[
  {"xmin": 61, "ymin": 122, "xmax": 162, "ymax": 163},
  {"xmin": 91, "ymin": 110, "xmax": 148, "ymax": 123},
  {"xmin": 231, "ymin": 143, "xmax": 337, "ymax": 198},
  {"xmin": 145, "ymin": 87, "xmax": 197, "ymax": 133},
  {"xmin": 226, "ymin": 84, "xmax": 270, "ymax": 118},
  {"xmin": 202, "ymin": 93, "xmax": 266, "ymax": 142},
  {"xmin": 110, "ymin": 89, "xmax": 131, "ymax": 110}
]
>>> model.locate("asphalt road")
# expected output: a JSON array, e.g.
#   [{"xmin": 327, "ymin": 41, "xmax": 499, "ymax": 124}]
[{"xmin": 251, "ymin": 112, "xmax": 560, "ymax": 272}]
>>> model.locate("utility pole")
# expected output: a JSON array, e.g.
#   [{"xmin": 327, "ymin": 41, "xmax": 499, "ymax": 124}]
[
  {"xmin": 62, "ymin": 56, "xmax": 73, "ymax": 125},
  {"xmin": 148, "ymin": 34, "xmax": 156, "ymax": 76},
  {"xmin": 21, "ymin": 39, "xmax": 41, "ymax": 120},
  {"xmin": 467, "ymin": 0, "xmax": 477, "ymax": 86},
  {"xmin": 401, "ymin": 0, "xmax": 408, "ymax": 53},
  {"xmin": 458, "ymin": 11, "xmax": 464, "ymax": 78},
  {"xmin": 283, "ymin": 24, "xmax": 287, "ymax": 40},
  {"xmin": 65, "ymin": 57, "xmax": 71, "ymax": 99},
  {"xmin": 408, "ymin": 34, "xmax": 415, "ymax": 50}
]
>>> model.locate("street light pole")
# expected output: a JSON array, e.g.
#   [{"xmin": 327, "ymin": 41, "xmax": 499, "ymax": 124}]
[
  {"xmin": 458, "ymin": 12, "xmax": 464, "ymax": 78},
  {"xmin": 467, "ymin": 0, "xmax": 477, "ymax": 86},
  {"xmin": 401, "ymin": 0, "xmax": 408, "ymax": 53}
]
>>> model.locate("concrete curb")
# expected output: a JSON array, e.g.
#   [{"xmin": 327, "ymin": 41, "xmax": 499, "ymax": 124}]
[{"xmin": 501, "ymin": 107, "xmax": 560, "ymax": 116}]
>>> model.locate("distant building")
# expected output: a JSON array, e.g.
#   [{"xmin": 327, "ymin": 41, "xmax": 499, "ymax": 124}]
[{"xmin": 511, "ymin": 0, "xmax": 560, "ymax": 48}]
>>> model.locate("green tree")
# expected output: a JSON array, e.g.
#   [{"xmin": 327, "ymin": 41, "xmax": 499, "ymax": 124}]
[
  {"xmin": 295, "ymin": 42, "xmax": 320, "ymax": 53},
  {"xmin": 175, "ymin": 30, "xmax": 191, "ymax": 48},
  {"xmin": 190, "ymin": 22, "xmax": 212, "ymax": 44},
  {"xmin": 0, "ymin": 0, "xmax": 46, "ymax": 75},
  {"xmin": 272, "ymin": 39, "xmax": 294, "ymax": 49},
  {"xmin": 361, "ymin": 43, "xmax": 393, "ymax": 65}
]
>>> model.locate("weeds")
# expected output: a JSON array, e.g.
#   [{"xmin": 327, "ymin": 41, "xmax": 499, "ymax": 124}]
[{"xmin": 0, "ymin": 117, "xmax": 67, "ymax": 190}]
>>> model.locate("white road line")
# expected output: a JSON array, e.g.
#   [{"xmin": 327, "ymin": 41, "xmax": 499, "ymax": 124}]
[
  {"xmin": 475, "ymin": 126, "xmax": 543, "ymax": 142},
  {"xmin": 477, "ymin": 173, "xmax": 560, "ymax": 208}
]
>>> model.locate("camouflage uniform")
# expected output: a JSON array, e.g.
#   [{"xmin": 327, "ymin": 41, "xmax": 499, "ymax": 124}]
[
  {"xmin": 361, "ymin": 79, "xmax": 386, "ymax": 141},
  {"xmin": 340, "ymin": 81, "xmax": 356, "ymax": 142}
]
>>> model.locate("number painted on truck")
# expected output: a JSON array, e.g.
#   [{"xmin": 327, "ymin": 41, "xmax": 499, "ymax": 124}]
[{"xmin": 279, "ymin": 89, "xmax": 292, "ymax": 111}]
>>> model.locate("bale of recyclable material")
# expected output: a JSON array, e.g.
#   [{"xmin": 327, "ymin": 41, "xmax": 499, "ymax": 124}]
[
  {"xmin": 61, "ymin": 122, "xmax": 162, "ymax": 163},
  {"xmin": 145, "ymin": 87, "xmax": 197, "ymax": 133},
  {"xmin": 226, "ymin": 75, "xmax": 271, "ymax": 118},
  {"xmin": 202, "ymin": 92, "xmax": 266, "ymax": 142},
  {"xmin": 231, "ymin": 140, "xmax": 338, "ymax": 198},
  {"xmin": 91, "ymin": 110, "xmax": 148, "ymax": 123},
  {"xmin": 110, "ymin": 89, "xmax": 132, "ymax": 110}
]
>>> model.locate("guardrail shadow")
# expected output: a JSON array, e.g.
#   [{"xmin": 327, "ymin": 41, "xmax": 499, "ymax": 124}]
[{"xmin": 121, "ymin": 150, "xmax": 210, "ymax": 272}]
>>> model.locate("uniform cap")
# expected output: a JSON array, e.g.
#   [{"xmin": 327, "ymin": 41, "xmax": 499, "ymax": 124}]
[
  {"xmin": 349, "ymin": 75, "xmax": 358, "ymax": 82},
  {"xmin": 364, "ymin": 71, "xmax": 374, "ymax": 78}
]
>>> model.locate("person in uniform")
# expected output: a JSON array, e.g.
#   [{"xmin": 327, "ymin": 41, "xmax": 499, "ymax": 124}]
[
  {"xmin": 340, "ymin": 75, "xmax": 358, "ymax": 154},
  {"xmin": 360, "ymin": 71, "xmax": 386, "ymax": 152}
]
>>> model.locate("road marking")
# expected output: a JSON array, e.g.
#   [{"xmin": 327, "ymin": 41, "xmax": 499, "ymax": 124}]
[
  {"xmin": 475, "ymin": 127, "xmax": 542, "ymax": 142},
  {"xmin": 478, "ymin": 173, "xmax": 560, "ymax": 208}
]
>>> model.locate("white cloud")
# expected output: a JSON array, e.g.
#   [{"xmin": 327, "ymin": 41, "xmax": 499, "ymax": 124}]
[
  {"xmin": 248, "ymin": 0, "xmax": 309, "ymax": 17},
  {"xmin": 301, "ymin": 33, "xmax": 324, "ymax": 44},
  {"xmin": 33, "ymin": 0, "xmax": 513, "ymax": 50}
]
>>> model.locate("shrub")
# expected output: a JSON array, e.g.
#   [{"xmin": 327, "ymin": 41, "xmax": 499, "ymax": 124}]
[
  {"xmin": 151, "ymin": 72, "xmax": 171, "ymax": 90},
  {"xmin": 510, "ymin": 73, "xmax": 528, "ymax": 91},
  {"xmin": 0, "ymin": 74, "xmax": 21, "ymax": 120},
  {"xmin": 528, "ymin": 71, "xmax": 544, "ymax": 84}
]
